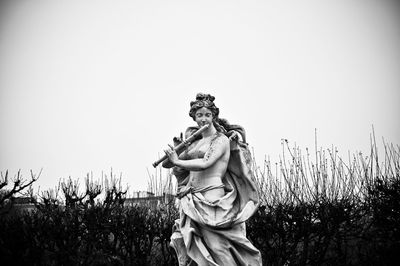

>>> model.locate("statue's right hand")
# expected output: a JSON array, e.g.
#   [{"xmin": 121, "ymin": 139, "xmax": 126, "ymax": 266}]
[{"xmin": 164, "ymin": 144, "xmax": 178, "ymax": 165}]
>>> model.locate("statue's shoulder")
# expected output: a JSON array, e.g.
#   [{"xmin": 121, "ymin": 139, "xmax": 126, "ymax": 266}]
[
  {"xmin": 211, "ymin": 132, "xmax": 229, "ymax": 149},
  {"xmin": 216, "ymin": 131, "xmax": 229, "ymax": 141}
]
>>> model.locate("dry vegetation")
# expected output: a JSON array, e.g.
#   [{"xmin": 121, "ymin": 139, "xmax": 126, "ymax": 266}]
[{"xmin": 1, "ymin": 134, "xmax": 399, "ymax": 265}]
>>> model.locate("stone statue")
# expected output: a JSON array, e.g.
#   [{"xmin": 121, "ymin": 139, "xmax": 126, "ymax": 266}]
[{"xmin": 163, "ymin": 93, "xmax": 262, "ymax": 266}]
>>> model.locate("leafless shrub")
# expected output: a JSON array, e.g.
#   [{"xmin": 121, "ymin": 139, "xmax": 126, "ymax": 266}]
[
  {"xmin": 146, "ymin": 167, "xmax": 176, "ymax": 197},
  {"xmin": 249, "ymin": 131, "xmax": 400, "ymax": 265},
  {"xmin": 0, "ymin": 169, "xmax": 40, "ymax": 215},
  {"xmin": 1, "ymin": 169, "xmax": 178, "ymax": 265}
]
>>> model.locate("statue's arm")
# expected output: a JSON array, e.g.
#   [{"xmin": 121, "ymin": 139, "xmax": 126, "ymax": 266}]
[{"xmin": 172, "ymin": 135, "xmax": 229, "ymax": 171}]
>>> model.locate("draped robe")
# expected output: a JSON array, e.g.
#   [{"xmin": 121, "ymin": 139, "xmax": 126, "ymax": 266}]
[{"xmin": 170, "ymin": 127, "xmax": 262, "ymax": 266}]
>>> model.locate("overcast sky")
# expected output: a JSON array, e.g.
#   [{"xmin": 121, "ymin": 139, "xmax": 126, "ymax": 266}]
[{"xmin": 1, "ymin": 0, "xmax": 399, "ymax": 193}]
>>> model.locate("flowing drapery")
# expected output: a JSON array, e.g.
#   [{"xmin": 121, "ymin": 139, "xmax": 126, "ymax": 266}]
[{"xmin": 171, "ymin": 133, "xmax": 262, "ymax": 266}]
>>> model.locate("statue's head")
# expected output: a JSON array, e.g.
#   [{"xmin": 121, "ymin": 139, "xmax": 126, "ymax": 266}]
[{"xmin": 189, "ymin": 93, "xmax": 219, "ymax": 121}]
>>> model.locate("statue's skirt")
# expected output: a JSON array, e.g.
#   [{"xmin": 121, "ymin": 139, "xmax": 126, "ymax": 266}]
[{"xmin": 172, "ymin": 143, "xmax": 263, "ymax": 266}]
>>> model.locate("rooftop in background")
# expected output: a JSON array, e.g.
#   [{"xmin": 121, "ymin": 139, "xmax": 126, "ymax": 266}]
[{"xmin": 125, "ymin": 192, "xmax": 175, "ymax": 207}]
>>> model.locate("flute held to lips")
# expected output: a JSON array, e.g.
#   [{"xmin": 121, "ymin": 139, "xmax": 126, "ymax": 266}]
[{"xmin": 152, "ymin": 124, "xmax": 209, "ymax": 168}]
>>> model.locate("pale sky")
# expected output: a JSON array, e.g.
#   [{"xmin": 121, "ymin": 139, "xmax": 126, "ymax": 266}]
[{"xmin": 1, "ymin": 0, "xmax": 399, "ymax": 193}]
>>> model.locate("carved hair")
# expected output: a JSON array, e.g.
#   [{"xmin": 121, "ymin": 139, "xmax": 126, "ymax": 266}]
[
  {"xmin": 188, "ymin": 93, "xmax": 247, "ymax": 142},
  {"xmin": 189, "ymin": 93, "xmax": 226, "ymax": 133},
  {"xmin": 189, "ymin": 93, "xmax": 219, "ymax": 120}
]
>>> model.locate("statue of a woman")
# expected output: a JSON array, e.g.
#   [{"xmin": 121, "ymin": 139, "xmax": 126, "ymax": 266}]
[{"xmin": 163, "ymin": 93, "xmax": 262, "ymax": 266}]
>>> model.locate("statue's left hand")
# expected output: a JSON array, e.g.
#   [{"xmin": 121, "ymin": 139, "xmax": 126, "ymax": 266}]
[
  {"xmin": 229, "ymin": 130, "xmax": 240, "ymax": 142},
  {"xmin": 173, "ymin": 132, "xmax": 183, "ymax": 146}
]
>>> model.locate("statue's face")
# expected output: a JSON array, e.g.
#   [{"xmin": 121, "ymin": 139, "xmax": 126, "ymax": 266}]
[{"xmin": 194, "ymin": 107, "xmax": 213, "ymax": 127}]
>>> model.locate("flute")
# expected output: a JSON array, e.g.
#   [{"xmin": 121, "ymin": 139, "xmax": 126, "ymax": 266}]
[{"xmin": 152, "ymin": 124, "xmax": 209, "ymax": 168}]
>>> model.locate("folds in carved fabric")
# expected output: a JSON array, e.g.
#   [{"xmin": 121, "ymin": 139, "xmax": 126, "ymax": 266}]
[{"xmin": 173, "ymin": 139, "xmax": 262, "ymax": 266}]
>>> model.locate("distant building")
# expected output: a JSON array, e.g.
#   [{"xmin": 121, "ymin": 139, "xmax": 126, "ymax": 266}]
[
  {"xmin": 1, "ymin": 196, "xmax": 36, "ymax": 216},
  {"xmin": 131, "ymin": 191, "xmax": 155, "ymax": 198},
  {"xmin": 13, "ymin": 197, "xmax": 36, "ymax": 213},
  {"xmin": 124, "ymin": 191, "xmax": 175, "ymax": 207}
]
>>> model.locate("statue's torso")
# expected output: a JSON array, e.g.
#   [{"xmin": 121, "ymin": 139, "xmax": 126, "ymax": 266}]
[{"xmin": 185, "ymin": 133, "xmax": 230, "ymax": 202}]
